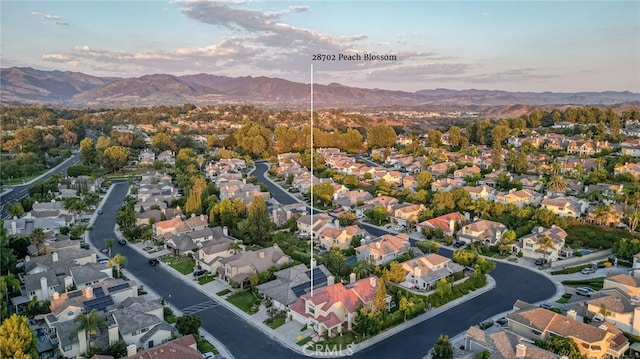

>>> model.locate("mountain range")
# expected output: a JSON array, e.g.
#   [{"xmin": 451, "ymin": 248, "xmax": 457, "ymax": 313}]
[{"xmin": 2, "ymin": 67, "xmax": 639, "ymax": 111}]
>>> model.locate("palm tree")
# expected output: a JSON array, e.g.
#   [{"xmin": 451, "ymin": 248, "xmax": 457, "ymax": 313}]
[
  {"xmin": 71, "ymin": 309, "xmax": 107, "ymax": 348},
  {"xmin": 546, "ymin": 175, "xmax": 567, "ymax": 194},
  {"xmin": 592, "ymin": 205, "xmax": 616, "ymax": 226},
  {"xmin": 353, "ymin": 258, "xmax": 376, "ymax": 280},
  {"xmin": 105, "ymin": 238, "xmax": 114, "ymax": 257},
  {"xmin": 598, "ymin": 304, "xmax": 612, "ymax": 320},
  {"xmin": 227, "ymin": 241, "xmax": 243, "ymax": 255},
  {"xmin": 108, "ymin": 253, "xmax": 127, "ymax": 278},
  {"xmin": 627, "ymin": 210, "xmax": 640, "ymax": 233},
  {"xmin": 30, "ymin": 228, "xmax": 47, "ymax": 256},
  {"xmin": 537, "ymin": 236, "xmax": 557, "ymax": 265},
  {"xmin": 470, "ymin": 199, "xmax": 492, "ymax": 219}
]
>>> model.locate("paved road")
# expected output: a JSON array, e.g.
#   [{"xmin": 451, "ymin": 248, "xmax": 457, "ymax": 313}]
[
  {"xmin": 0, "ymin": 151, "xmax": 81, "ymax": 218},
  {"xmin": 354, "ymin": 154, "xmax": 381, "ymax": 168}
]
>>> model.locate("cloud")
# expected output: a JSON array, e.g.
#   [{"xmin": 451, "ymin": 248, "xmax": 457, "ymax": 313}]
[
  {"xmin": 41, "ymin": 54, "xmax": 73, "ymax": 62},
  {"xmin": 32, "ymin": 11, "xmax": 68, "ymax": 25}
]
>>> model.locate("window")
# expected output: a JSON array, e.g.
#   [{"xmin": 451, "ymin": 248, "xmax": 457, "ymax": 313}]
[
  {"xmin": 141, "ymin": 327, "xmax": 149, "ymax": 333},
  {"xmin": 132, "ymin": 330, "xmax": 140, "ymax": 335},
  {"xmin": 308, "ymin": 304, "xmax": 315, "ymax": 315},
  {"xmin": 63, "ymin": 344, "xmax": 72, "ymax": 351}
]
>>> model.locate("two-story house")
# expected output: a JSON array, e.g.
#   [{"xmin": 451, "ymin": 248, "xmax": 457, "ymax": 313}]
[
  {"xmin": 399, "ymin": 253, "xmax": 465, "ymax": 292},
  {"xmin": 457, "ymin": 219, "xmax": 507, "ymax": 246},
  {"xmin": 416, "ymin": 212, "xmax": 466, "ymax": 237},
  {"xmin": 516, "ymin": 226, "xmax": 567, "ymax": 262},
  {"xmin": 217, "ymin": 244, "xmax": 291, "ymax": 289},
  {"xmin": 355, "ymin": 233, "xmax": 410, "ymax": 265}
]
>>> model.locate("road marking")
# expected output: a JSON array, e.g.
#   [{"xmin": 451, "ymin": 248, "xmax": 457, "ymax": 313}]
[{"xmin": 180, "ymin": 300, "xmax": 220, "ymax": 314}]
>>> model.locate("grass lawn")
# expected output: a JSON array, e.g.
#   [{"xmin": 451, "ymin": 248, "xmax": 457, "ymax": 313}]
[
  {"xmin": 216, "ymin": 289, "xmax": 231, "ymax": 296},
  {"xmin": 196, "ymin": 337, "xmax": 219, "ymax": 354},
  {"xmin": 296, "ymin": 336, "xmax": 312, "ymax": 346},
  {"xmin": 226, "ymin": 290, "xmax": 261, "ymax": 314},
  {"xmin": 551, "ymin": 264, "xmax": 591, "ymax": 275},
  {"xmin": 161, "ymin": 255, "xmax": 195, "ymax": 275},
  {"xmin": 314, "ymin": 331, "xmax": 358, "ymax": 350},
  {"xmin": 198, "ymin": 274, "xmax": 215, "ymax": 285},
  {"xmin": 264, "ymin": 312, "xmax": 287, "ymax": 329}
]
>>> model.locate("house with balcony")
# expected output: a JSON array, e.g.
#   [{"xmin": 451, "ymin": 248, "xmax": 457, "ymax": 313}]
[
  {"xmin": 256, "ymin": 264, "xmax": 333, "ymax": 310},
  {"xmin": 217, "ymin": 244, "xmax": 291, "ymax": 289},
  {"xmin": 389, "ymin": 203, "xmax": 425, "ymax": 227},
  {"xmin": 516, "ymin": 226, "xmax": 567, "ymax": 262},
  {"xmin": 355, "ymin": 233, "xmax": 410, "ymax": 265},
  {"xmin": 416, "ymin": 212, "xmax": 466, "ymax": 237},
  {"xmin": 541, "ymin": 196, "xmax": 589, "ymax": 218},
  {"xmin": 399, "ymin": 253, "xmax": 465, "ymax": 292},
  {"xmin": 289, "ymin": 275, "xmax": 388, "ymax": 337},
  {"xmin": 457, "ymin": 219, "xmax": 507, "ymax": 246}
]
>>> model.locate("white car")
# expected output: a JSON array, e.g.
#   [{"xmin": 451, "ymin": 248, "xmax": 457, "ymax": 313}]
[{"xmin": 576, "ymin": 287, "xmax": 595, "ymax": 297}]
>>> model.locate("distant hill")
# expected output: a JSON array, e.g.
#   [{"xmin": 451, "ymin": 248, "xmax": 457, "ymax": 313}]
[{"xmin": 1, "ymin": 67, "xmax": 639, "ymax": 110}]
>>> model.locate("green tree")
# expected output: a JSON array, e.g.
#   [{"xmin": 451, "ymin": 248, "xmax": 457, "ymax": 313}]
[
  {"xmin": 399, "ymin": 296, "xmax": 415, "ymax": 320},
  {"xmin": 448, "ymin": 126, "xmax": 462, "ymax": 148},
  {"xmin": 370, "ymin": 279, "xmax": 387, "ymax": 316},
  {"xmin": 105, "ymin": 238, "xmax": 114, "ymax": 257},
  {"xmin": 537, "ymin": 237, "xmax": 557, "ymax": 264},
  {"xmin": 8, "ymin": 202, "xmax": 25, "ymax": 218},
  {"xmin": 79, "ymin": 138, "xmax": 97, "ymax": 166},
  {"xmin": 546, "ymin": 175, "xmax": 567, "ymax": 193},
  {"xmin": 435, "ymin": 278, "xmax": 452, "ymax": 299},
  {"xmin": 353, "ymin": 258, "xmax": 376, "ymax": 279},
  {"xmin": 108, "ymin": 253, "xmax": 127, "ymax": 278},
  {"xmin": 176, "ymin": 314, "xmax": 202, "ymax": 336},
  {"xmin": 227, "ymin": 241, "xmax": 243, "ymax": 255},
  {"xmin": 366, "ymin": 125, "xmax": 396, "ymax": 148},
  {"xmin": 431, "ymin": 335, "xmax": 454, "ymax": 359},
  {"xmin": 150, "ymin": 133, "xmax": 175, "ymax": 153},
  {"xmin": 321, "ymin": 247, "xmax": 347, "ymax": 277},
  {"xmin": 71, "ymin": 309, "xmax": 107, "ymax": 349},
  {"xmin": 102, "ymin": 145, "xmax": 130, "ymax": 172},
  {"xmin": 366, "ymin": 206, "xmax": 388, "ymax": 225},
  {"xmin": 416, "ymin": 171, "xmax": 433, "ymax": 190},
  {"xmin": 0, "ymin": 314, "xmax": 38, "ymax": 359},
  {"xmin": 29, "ymin": 228, "xmax": 47, "ymax": 256},
  {"xmin": 338, "ymin": 211, "xmax": 357, "ymax": 226},
  {"xmin": 427, "ymin": 130, "xmax": 443, "ymax": 147},
  {"xmin": 237, "ymin": 196, "xmax": 274, "ymax": 245},
  {"xmin": 0, "ymin": 274, "xmax": 20, "ymax": 320},
  {"xmin": 535, "ymin": 336, "xmax": 587, "ymax": 359},
  {"xmin": 416, "ymin": 240, "xmax": 440, "ymax": 254},
  {"xmin": 311, "ymin": 182, "xmax": 334, "ymax": 206}
]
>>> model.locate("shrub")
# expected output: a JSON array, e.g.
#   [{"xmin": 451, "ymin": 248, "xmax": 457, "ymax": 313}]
[{"xmin": 517, "ymin": 251, "xmax": 523, "ymax": 258}]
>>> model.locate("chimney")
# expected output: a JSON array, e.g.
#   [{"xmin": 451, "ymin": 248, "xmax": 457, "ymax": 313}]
[
  {"xmin": 349, "ymin": 273, "xmax": 356, "ymax": 285},
  {"xmin": 83, "ymin": 287, "xmax": 93, "ymax": 299},
  {"xmin": 369, "ymin": 276, "xmax": 377, "ymax": 288},
  {"xmin": 200, "ymin": 214, "xmax": 204, "ymax": 221},
  {"xmin": 108, "ymin": 323, "xmax": 119, "ymax": 344},
  {"xmin": 40, "ymin": 276, "xmax": 48, "ymax": 297},
  {"xmin": 360, "ymin": 238, "xmax": 366, "ymax": 246},
  {"xmin": 259, "ymin": 251, "xmax": 265, "ymax": 259},
  {"xmin": 52, "ymin": 292, "xmax": 60, "ymax": 300},
  {"xmin": 127, "ymin": 344, "xmax": 137, "ymax": 357},
  {"xmin": 376, "ymin": 241, "xmax": 381, "ymax": 249},
  {"xmin": 191, "ymin": 213, "xmax": 195, "ymax": 218},
  {"xmin": 448, "ymin": 219, "xmax": 455, "ymax": 233},
  {"xmin": 52, "ymin": 251, "xmax": 59, "ymax": 262},
  {"xmin": 334, "ymin": 219, "xmax": 340, "ymax": 228},
  {"xmin": 414, "ymin": 266, "xmax": 421, "ymax": 277},
  {"xmin": 599, "ymin": 324, "xmax": 608, "ymax": 331},
  {"xmin": 567, "ymin": 309, "xmax": 577, "ymax": 320},
  {"xmin": 25, "ymin": 255, "xmax": 30, "ymax": 262},
  {"xmin": 327, "ymin": 275, "xmax": 335, "ymax": 286},
  {"xmin": 11, "ymin": 221, "xmax": 17, "ymax": 235},
  {"xmin": 515, "ymin": 343, "xmax": 526, "ymax": 359},
  {"xmin": 223, "ymin": 226, "xmax": 228, "ymax": 236}
]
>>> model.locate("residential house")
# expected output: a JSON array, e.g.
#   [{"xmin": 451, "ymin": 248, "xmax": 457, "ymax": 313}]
[
  {"xmin": 463, "ymin": 185, "xmax": 494, "ymax": 201},
  {"xmin": 256, "ymin": 264, "xmax": 333, "ymax": 310},
  {"xmin": 4, "ymin": 217, "xmax": 66, "ymax": 236},
  {"xmin": 431, "ymin": 178, "xmax": 464, "ymax": 192},
  {"xmin": 152, "ymin": 218, "xmax": 191, "ymax": 240},
  {"xmin": 453, "ymin": 166, "xmax": 481, "ymax": 179},
  {"xmin": 416, "ymin": 212, "xmax": 466, "ymax": 236},
  {"xmin": 333, "ymin": 190, "xmax": 373, "ymax": 210},
  {"xmin": 541, "ymin": 196, "xmax": 589, "ymax": 218},
  {"xmin": 217, "ymin": 244, "xmax": 291, "ymax": 288},
  {"xmin": 112, "ymin": 307, "xmax": 176, "ymax": 351},
  {"xmin": 296, "ymin": 213, "xmax": 333, "ymax": 238},
  {"xmin": 495, "ymin": 189, "xmax": 543, "ymax": 208},
  {"xmin": 399, "ymin": 253, "xmax": 465, "ymax": 292},
  {"xmin": 194, "ymin": 227, "xmax": 238, "ymax": 273},
  {"xmin": 270, "ymin": 202, "xmax": 307, "ymax": 227},
  {"xmin": 289, "ymin": 276, "xmax": 387, "ymax": 337},
  {"xmin": 123, "ymin": 334, "xmax": 202, "ymax": 359},
  {"xmin": 603, "ymin": 274, "xmax": 640, "ymax": 298},
  {"xmin": 516, "ymin": 226, "xmax": 567, "ymax": 262},
  {"xmin": 402, "ymin": 175, "xmax": 417, "ymax": 190},
  {"xmin": 621, "ymin": 139, "xmax": 640, "ymax": 157},
  {"xmin": 614, "ymin": 162, "xmax": 640, "ymax": 178},
  {"xmin": 567, "ymin": 139, "xmax": 609, "ymax": 156},
  {"xmin": 427, "ymin": 162, "xmax": 455, "ymax": 177},
  {"xmin": 364, "ymin": 195, "xmax": 399, "ymax": 213},
  {"xmin": 389, "ymin": 203, "xmax": 425, "ymax": 227},
  {"xmin": 457, "ymin": 219, "xmax": 507, "ymax": 246},
  {"xmin": 319, "ymin": 224, "xmax": 366, "ymax": 250},
  {"xmin": 584, "ymin": 291, "xmax": 640, "ymax": 335},
  {"xmin": 506, "ymin": 300, "xmax": 629, "ymax": 359},
  {"xmin": 382, "ymin": 171, "xmax": 403, "ymax": 185},
  {"xmin": 464, "ymin": 325, "xmax": 561, "ymax": 359},
  {"xmin": 355, "ymin": 233, "xmax": 410, "ymax": 265},
  {"xmin": 156, "ymin": 150, "xmax": 175, "ymax": 165}
]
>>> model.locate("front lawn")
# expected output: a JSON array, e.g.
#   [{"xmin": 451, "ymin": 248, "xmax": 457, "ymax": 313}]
[
  {"xmin": 161, "ymin": 255, "xmax": 195, "ymax": 275},
  {"xmin": 196, "ymin": 337, "xmax": 219, "ymax": 354},
  {"xmin": 297, "ymin": 336, "xmax": 312, "ymax": 346},
  {"xmin": 562, "ymin": 277, "xmax": 605, "ymax": 290},
  {"xmin": 264, "ymin": 312, "xmax": 287, "ymax": 329},
  {"xmin": 216, "ymin": 289, "xmax": 231, "ymax": 296},
  {"xmin": 226, "ymin": 290, "xmax": 261, "ymax": 314},
  {"xmin": 313, "ymin": 331, "xmax": 358, "ymax": 351},
  {"xmin": 198, "ymin": 274, "xmax": 215, "ymax": 285}
]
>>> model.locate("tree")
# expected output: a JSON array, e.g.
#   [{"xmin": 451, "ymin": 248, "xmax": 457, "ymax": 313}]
[
  {"xmin": 311, "ymin": 182, "xmax": 334, "ymax": 206},
  {"xmin": 537, "ymin": 237, "xmax": 557, "ymax": 264},
  {"xmin": 366, "ymin": 206, "xmax": 388, "ymax": 225},
  {"xmin": 105, "ymin": 238, "xmax": 114, "ymax": 257},
  {"xmin": 353, "ymin": 258, "xmax": 376, "ymax": 279},
  {"xmin": 546, "ymin": 175, "xmax": 567, "ymax": 193},
  {"xmin": 343, "ymin": 175, "xmax": 359, "ymax": 189},
  {"xmin": 416, "ymin": 240, "xmax": 440, "ymax": 254},
  {"xmin": 426, "ymin": 130, "xmax": 442, "ymax": 147},
  {"xmin": 321, "ymin": 247, "xmax": 347, "ymax": 277},
  {"xmin": 108, "ymin": 253, "xmax": 127, "ymax": 278},
  {"xmin": 366, "ymin": 125, "xmax": 396, "ymax": 148},
  {"xmin": 238, "ymin": 196, "xmax": 275, "ymax": 245},
  {"xmin": 150, "ymin": 133, "xmax": 175, "ymax": 153},
  {"xmin": 370, "ymin": 278, "xmax": 387, "ymax": 316},
  {"xmin": 72, "ymin": 309, "xmax": 107, "ymax": 349},
  {"xmin": 29, "ymin": 228, "xmax": 47, "ymax": 256},
  {"xmin": 227, "ymin": 241, "xmax": 243, "ymax": 255},
  {"xmin": 535, "ymin": 336, "xmax": 587, "ymax": 359},
  {"xmin": 79, "ymin": 138, "xmax": 97, "ymax": 166},
  {"xmin": 435, "ymin": 278, "xmax": 452, "ymax": 299},
  {"xmin": 448, "ymin": 126, "xmax": 462, "ymax": 148},
  {"xmin": 399, "ymin": 296, "xmax": 415, "ymax": 321},
  {"xmin": 0, "ymin": 314, "xmax": 38, "ymax": 359},
  {"xmin": 381, "ymin": 261, "xmax": 406, "ymax": 283},
  {"xmin": 338, "ymin": 211, "xmax": 357, "ymax": 226},
  {"xmin": 598, "ymin": 303, "xmax": 612, "ymax": 320},
  {"xmin": 8, "ymin": 202, "xmax": 25, "ymax": 218},
  {"xmin": 416, "ymin": 171, "xmax": 433, "ymax": 190},
  {"xmin": 102, "ymin": 145, "xmax": 130, "ymax": 172},
  {"xmin": 0, "ymin": 274, "xmax": 20, "ymax": 321},
  {"xmin": 431, "ymin": 335, "xmax": 454, "ymax": 359},
  {"xmin": 176, "ymin": 314, "xmax": 202, "ymax": 336}
]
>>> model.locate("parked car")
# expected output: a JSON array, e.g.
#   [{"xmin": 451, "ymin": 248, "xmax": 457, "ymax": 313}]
[
  {"xmin": 581, "ymin": 267, "xmax": 596, "ymax": 275},
  {"xmin": 100, "ymin": 248, "xmax": 108, "ymax": 254},
  {"xmin": 453, "ymin": 241, "xmax": 465, "ymax": 248},
  {"xmin": 535, "ymin": 258, "xmax": 548, "ymax": 265},
  {"xmin": 98, "ymin": 209, "xmax": 103, "ymax": 214},
  {"xmin": 148, "ymin": 258, "xmax": 160, "ymax": 266},
  {"xmin": 117, "ymin": 239, "xmax": 127, "ymax": 245},
  {"xmin": 576, "ymin": 287, "xmax": 595, "ymax": 297},
  {"xmin": 202, "ymin": 352, "xmax": 215, "ymax": 359},
  {"xmin": 540, "ymin": 303, "xmax": 553, "ymax": 309},
  {"xmin": 193, "ymin": 269, "xmax": 208, "ymax": 277},
  {"xmin": 333, "ymin": 208, "xmax": 345, "ymax": 213},
  {"xmin": 98, "ymin": 258, "xmax": 109, "ymax": 264},
  {"xmin": 496, "ymin": 317, "xmax": 508, "ymax": 326},
  {"xmin": 288, "ymin": 188, "xmax": 300, "ymax": 193}
]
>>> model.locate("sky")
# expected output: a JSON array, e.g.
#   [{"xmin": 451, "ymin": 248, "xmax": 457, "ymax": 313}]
[{"xmin": 1, "ymin": 1, "xmax": 639, "ymax": 93}]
